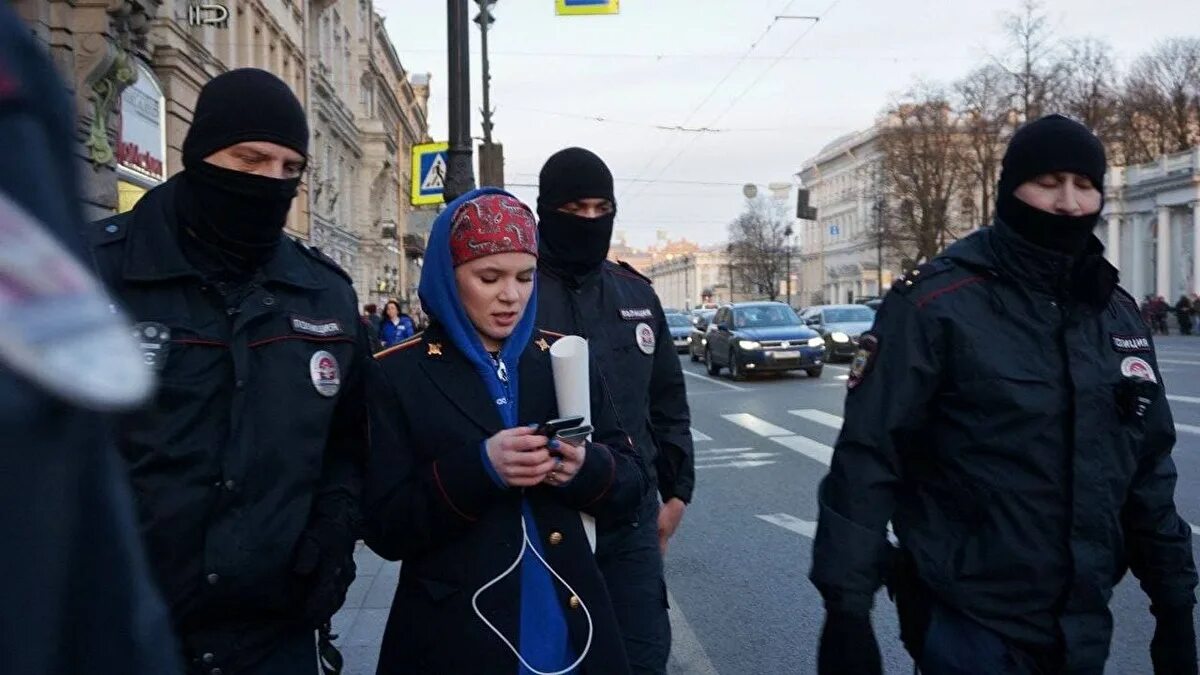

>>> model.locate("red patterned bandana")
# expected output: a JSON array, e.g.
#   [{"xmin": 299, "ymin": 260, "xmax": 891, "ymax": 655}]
[{"xmin": 449, "ymin": 193, "xmax": 538, "ymax": 267}]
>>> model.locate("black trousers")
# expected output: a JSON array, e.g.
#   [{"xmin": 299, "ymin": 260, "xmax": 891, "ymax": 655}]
[
  {"xmin": 920, "ymin": 605, "xmax": 1074, "ymax": 675},
  {"xmin": 596, "ymin": 495, "xmax": 671, "ymax": 675},
  {"xmin": 187, "ymin": 630, "xmax": 316, "ymax": 675}
]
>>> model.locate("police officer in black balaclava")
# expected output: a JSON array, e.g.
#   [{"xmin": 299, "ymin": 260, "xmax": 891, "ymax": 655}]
[
  {"xmin": 812, "ymin": 114, "xmax": 1198, "ymax": 675},
  {"xmin": 0, "ymin": 4, "xmax": 181, "ymax": 673},
  {"xmin": 535, "ymin": 147, "xmax": 696, "ymax": 674},
  {"xmin": 89, "ymin": 69, "xmax": 370, "ymax": 675}
]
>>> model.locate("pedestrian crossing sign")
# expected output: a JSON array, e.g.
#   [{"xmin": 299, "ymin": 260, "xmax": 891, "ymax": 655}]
[
  {"xmin": 555, "ymin": 0, "xmax": 619, "ymax": 16},
  {"xmin": 411, "ymin": 142, "xmax": 449, "ymax": 206}
]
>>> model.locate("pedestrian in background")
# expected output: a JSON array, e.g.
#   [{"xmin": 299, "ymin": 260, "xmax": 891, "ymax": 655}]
[
  {"xmin": 364, "ymin": 189, "xmax": 646, "ymax": 674},
  {"xmin": 1154, "ymin": 296, "xmax": 1172, "ymax": 335},
  {"xmin": 0, "ymin": 4, "xmax": 182, "ymax": 672},
  {"xmin": 535, "ymin": 147, "xmax": 696, "ymax": 674},
  {"xmin": 1176, "ymin": 295, "xmax": 1193, "ymax": 336},
  {"xmin": 89, "ymin": 68, "xmax": 370, "ymax": 675},
  {"xmin": 379, "ymin": 299, "xmax": 415, "ymax": 348},
  {"xmin": 363, "ymin": 302, "xmax": 383, "ymax": 347},
  {"xmin": 812, "ymin": 115, "xmax": 1197, "ymax": 675}
]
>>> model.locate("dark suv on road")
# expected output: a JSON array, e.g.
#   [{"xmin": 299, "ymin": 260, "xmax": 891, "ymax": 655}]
[{"xmin": 703, "ymin": 301, "xmax": 826, "ymax": 380}]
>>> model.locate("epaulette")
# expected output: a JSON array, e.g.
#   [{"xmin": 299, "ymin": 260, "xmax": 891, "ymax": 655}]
[
  {"xmin": 88, "ymin": 214, "xmax": 130, "ymax": 246},
  {"xmin": 1111, "ymin": 285, "xmax": 1141, "ymax": 313},
  {"xmin": 891, "ymin": 258, "xmax": 955, "ymax": 295},
  {"xmin": 297, "ymin": 241, "xmax": 353, "ymax": 285},
  {"xmin": 374, "ymin": 332, "xmax": 425, "ymax": 360},
  {"xmin": 612, "ymin": 260, "xmax": 652, "ymax": 285}
]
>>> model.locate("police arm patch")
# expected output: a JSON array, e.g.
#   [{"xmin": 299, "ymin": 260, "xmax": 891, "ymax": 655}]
[{"xmin": 847, "ymin": 332, "xmax": 879, "ymax": 390}]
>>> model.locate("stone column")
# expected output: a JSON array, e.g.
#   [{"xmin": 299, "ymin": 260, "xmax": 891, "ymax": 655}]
[
  {"xmin": 1193, "ymin": 202, "xmax": 1200, "ymax": 294},
  {"xmin": 1131, "ymin": 216, "xmax": 1147, "ymax": 301},
  {"xmin": 1106, "ymin": 214, "xmax": 1121, "ymax": 268},
  {"xmin": 1157, "ymin": 206, "xmax": 1172, "ymax": 298}
]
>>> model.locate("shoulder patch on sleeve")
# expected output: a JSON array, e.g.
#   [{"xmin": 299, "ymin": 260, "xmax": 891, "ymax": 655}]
[
  {"xmin": 374, "ymin": 332, "xmax": 424, "ymax": 360},
  {"xmin": 298, "ymin": 241, "xmax": 353, "ymax": 285},
  {"xmin": 612, "ymin": 260, "xmax": 652, "ymax": 285}
]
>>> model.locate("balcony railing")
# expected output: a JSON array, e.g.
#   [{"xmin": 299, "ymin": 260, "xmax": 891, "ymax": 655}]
[{"xmin": 1122, "ymin": 148, "xmax": 1200, "ymax": 186}]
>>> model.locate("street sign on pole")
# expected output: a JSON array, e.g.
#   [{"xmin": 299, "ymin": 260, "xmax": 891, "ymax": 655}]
[
  {"xmin": 411, "ymin": 142, "xmax": 449, "ymax": 206},
  {"xmin": 555, "ymin": 0, "xmax": 619, "ymax": 15}
]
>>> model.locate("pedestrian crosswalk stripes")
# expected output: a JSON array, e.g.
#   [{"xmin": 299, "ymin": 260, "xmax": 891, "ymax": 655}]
[
  {"xmin": 721, "ymin": 413, "xmax": 793, "ymax": 437},
  {"xmin": 691, "ymin": 427, "xmax": 713, "ymax": 442},
  {"xmin": 755, "ymin": 513, "xmax": 816, "ymax": 538},
  {"xmin": 789, "ymin": 409, "xmax": 843, "ymax": 430},
  {"xmin": 696, "ymin": 447, "xmax": 755, "ymax": 456},
  {"xmin": 1169, "ymin": 394, "xmax": 1200, "ymax": 405}
]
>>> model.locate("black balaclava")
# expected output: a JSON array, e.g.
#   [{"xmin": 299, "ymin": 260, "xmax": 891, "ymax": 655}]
[
  {"xmin": 176, "ymin": 68, "xmax": 309, "ymax": 273},
  {"xmin": 537, "ymin": 147, "xmax": 616, "ymax": 280},
  {"xmin": 996, "ymin": 114, "xmax": 1107, "ymax": 255}
]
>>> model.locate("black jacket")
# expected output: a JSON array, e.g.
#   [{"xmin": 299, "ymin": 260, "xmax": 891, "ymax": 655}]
[
  {"xmin": 0, "ymin": 4, "xmax": 181, "ymax": 672},
  {"xmin": 811, "ymin": 221, "xmax": 1197, "ymax": 670},
  {"xmin": 87, "ymin": 178, "xmax": 369, "ymax": 673},
  {"xmin": 536, "ymin": 260, "xmax": 695, "ymax": 505},
  {"xmin": 365, "ymin": 326, "xmax": 646, "ymax": 674}
]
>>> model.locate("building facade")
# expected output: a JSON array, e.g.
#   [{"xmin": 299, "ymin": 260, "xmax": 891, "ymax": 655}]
[
  {"xmin": 1101, "ymin": 148, "xmax": 1200, "ymax": 302},
  {"xmin": 19, "ymin": 0, "xmax": 432, "ymax": 305},
  {"xmin": 795, "ymin": 127, "xmax": 894, "ymax": 306},
  {"xmin": 646, "ymin": 250, "xmax": 733, "ymax": 312}
]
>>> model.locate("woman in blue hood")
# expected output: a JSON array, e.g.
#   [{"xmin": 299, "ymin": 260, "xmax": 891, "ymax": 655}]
[{"xmin": 364, "ymin": 188, "xmax": 646, "ymax": 674}]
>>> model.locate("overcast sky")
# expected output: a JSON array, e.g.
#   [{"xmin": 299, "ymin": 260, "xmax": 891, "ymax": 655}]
[{"xmin": 376, "ymin": 0, "xmax": 1200, "ymax": 249}]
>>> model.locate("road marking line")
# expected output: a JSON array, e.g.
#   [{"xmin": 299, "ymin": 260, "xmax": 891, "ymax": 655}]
[
  {"xmin": 835, "ymin": 375, "xmax": 849, "ymax": 380},
  {"xmin": 771, "ymin": 435, "xmax": 834, "ymax": 465},
  {"xmin": 1168, "ymin": 394, "xmax": 1200, "ymax": 405},
  {"xmin": 691, "ymin": 427, "xmax": 713, "ymax": 442},
  {"xmin": 756, "ymin": 513, "xmax": 816, "ymax": 538},
  {"xmin": 1177, "ymin": 423, "xmax": 1200, "ymax": 435},
  {"xmin": 1158, "ymin": 358, "xmax": 1200, "ymax": 366},
  {"xmin": 695, "ymin": 459, "xmax": 777, "ymax": 470},
  {"xmin": 790, "ymin": 409, "xmax": 844, "ymax": 430},
  {"xmin": 695, "ymin": 447, "xmax": 755, "ymax": 456},
  {"xmin": 666, "ymin": 591, "xmax": 720, "ymax": 675},
  {"xmin": 722, "ymin": 413, "xmax": 793, "ymax": 437},
  {"xmin": 682, "ymin": 369, "xmax": 746, "ymax": 392}
]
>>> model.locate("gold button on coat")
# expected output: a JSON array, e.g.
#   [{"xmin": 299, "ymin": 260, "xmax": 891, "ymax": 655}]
[
  {"xmin": 548, "ymin": 531, "xmax": 564, "ymax": 546},
  {"xmin": 568, "ymin": 595, "xmax": 581, "ymax": 610}
]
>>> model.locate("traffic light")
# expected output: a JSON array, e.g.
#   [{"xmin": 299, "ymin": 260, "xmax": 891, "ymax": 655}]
[{"xmin": 796, "ymin": 189, "xmax": 818, "ymax": 221}]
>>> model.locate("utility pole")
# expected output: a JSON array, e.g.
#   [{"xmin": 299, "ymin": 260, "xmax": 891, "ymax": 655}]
[
  {"xmin": 445, "ymin": 0, "xmax": 475, "ymax": 201},
  {"xmin": 726, "ymin": 244, "xmax": 735, "ymax": 303},
  {"xmin": 875, "ymin": 197, "xmax": 884, "ymax": 295},
  {"xmin": 475, "ymin": 0, "xmax": 504, "ymax": 187},
  {"xmin": 784, "ymin": 225, "xmax": 793, "ymax": 306}
]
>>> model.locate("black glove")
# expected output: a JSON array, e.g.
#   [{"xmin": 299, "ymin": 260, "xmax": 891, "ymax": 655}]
[
  {"xmin": 292, "ymin": 519, "xmax": 357, "ymax": 628},
  {"xmin": 817, "ymin": 611, "xmax": 882, "ymax": 675},
  {"xmin": 1151, "ymin": 605, "xmax": 1198, "ymax": 675}
]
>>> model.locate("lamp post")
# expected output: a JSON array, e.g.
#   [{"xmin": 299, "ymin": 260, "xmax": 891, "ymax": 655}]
[
  {"xmin": 726, "ymin": 243, "xmax": 735, "ymax": 303},
  {"xmin": 783, "ymin": 225, "xmax": 794, "ymax": 307},
  {"xmin": 445, "ymin": 0, "xmax": 476, "ymax": 201}
]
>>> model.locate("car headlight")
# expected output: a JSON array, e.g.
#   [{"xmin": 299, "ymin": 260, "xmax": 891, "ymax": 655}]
[
  {"xmin": 808, "ymin": 336, "xmax": 825, "ymax": 348},
  {"xmin": 738, "ymin": 340, "xmax": 761, "ymax": 350},
  {"xmin": 831, "ymin": 332, "xmax": 850, "ymax": 343},
  {"xmin": 701, "ymin": 338, "xmax": 707, "ymax": 346},
  {"xmin": 687, "ymin": 336, "xmax": 693, "ymax": 343}
]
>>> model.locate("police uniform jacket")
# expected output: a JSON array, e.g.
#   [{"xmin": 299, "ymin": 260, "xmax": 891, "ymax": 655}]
[
  {"xmin": 536, "ymin": 260, "xmax": 695, "ymax": 506},
  {"xmin": 811, "ymin": 219, "xmax": 1198, "ymax": 670},
  {"xmin": 88, "ymin": 178, "xmax": 369, "ymax": 672},
  {"xmin": 365, "ymin": 325, "xmax": 646, "ymax": 674}
]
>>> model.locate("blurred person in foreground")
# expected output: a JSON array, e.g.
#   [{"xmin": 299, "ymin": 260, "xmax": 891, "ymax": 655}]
[
  {"xmin": 88, "ymin": 68, "xmax": 370, "ymax": 674},
  {"xmin": 812, "ymin": 115, "xmax": 1197, "ymax": 675},
  {"xmin": 0, "ymin": 3, "xmax": 181, "ymax": 673},
  {"xmin": 364, "ymin": 188, "xmax": 646, "ymax": 673}
]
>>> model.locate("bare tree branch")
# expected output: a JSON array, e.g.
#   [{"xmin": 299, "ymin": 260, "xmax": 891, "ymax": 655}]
[{"xmin": 727, "ymin": 197, "xmax": 792, "ymax": 301}]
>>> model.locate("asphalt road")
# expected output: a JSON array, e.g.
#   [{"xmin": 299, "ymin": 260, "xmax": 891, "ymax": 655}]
[
  {"xmin": 333, "ymin": 336, "xmax": 1200, "ymax": 674},
  {"xmin": 664, "ymin": 335, "xmax": 1200, "ymax": 675}
]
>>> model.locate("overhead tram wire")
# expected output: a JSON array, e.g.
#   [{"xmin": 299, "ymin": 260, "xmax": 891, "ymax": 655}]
[
  {"xmin": 620, "ymin": 0, "xmax": 842, "ymax": 209},
  {"xmin": 615, "ymin": 0, "xmax": 802, "ymax": 205}
]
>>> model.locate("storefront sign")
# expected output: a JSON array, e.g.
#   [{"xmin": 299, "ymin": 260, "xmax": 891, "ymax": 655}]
[{"xmin": 118, "ymin": 61, "xmax": 166, "ymax": 184}]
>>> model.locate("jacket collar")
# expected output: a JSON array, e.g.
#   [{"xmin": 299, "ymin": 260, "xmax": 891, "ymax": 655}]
[
  {"xmin": 122, "ymin": 176, "xmax": 324, "ymax": 290},
  {"xmin": 942, "ymin": 220, "xmax": 1103, "ymax": 294},
  {"xmin": 417, "ymin": 323, "xmax": 550, "ymax": 434}
]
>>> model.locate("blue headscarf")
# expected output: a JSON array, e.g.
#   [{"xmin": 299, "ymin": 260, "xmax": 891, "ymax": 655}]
[{"xmin": 418, "ymin": 187, "xmax": 573, "ymax": 673}]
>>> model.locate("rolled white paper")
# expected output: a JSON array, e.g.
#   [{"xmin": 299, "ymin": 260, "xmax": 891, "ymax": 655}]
[{"xmin": 549, "ymin": 335, "xmax": 597, "ymax": 553}]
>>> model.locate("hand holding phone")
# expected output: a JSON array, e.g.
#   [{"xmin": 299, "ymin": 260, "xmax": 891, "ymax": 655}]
[{"xmin": 535, "ymin": 415, "xmax": 586, "ymax": 440}]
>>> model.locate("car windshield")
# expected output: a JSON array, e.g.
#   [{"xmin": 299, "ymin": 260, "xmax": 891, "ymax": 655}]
[
  {"xmin": 666, "ymin": 314, "xmax": 691, "ymax": 327},
  {"xmin": 733, "ymin": 306, "xmax": 800, "ymax": 328},
  {"xmin": 824, "ymin": 307, "xmax": 876, "ymax": 323}
]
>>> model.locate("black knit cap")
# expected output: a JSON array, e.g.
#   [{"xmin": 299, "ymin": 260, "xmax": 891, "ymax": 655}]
[
  {"xmin": 182, "ymin": 68, "xmax": 309, "ymax": 168},
  {"xmin": 998, "ymin": 114, "xmax": 1107, "ymax": 197},
  {"xmin": 537, "ymin": 147, "xmax": 616, "ymax": 211}
]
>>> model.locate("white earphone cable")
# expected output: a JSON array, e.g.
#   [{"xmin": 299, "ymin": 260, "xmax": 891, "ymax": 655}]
[{"xmin": 471, "ymin": 509, "xmax": 594, "ymax": 675}]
